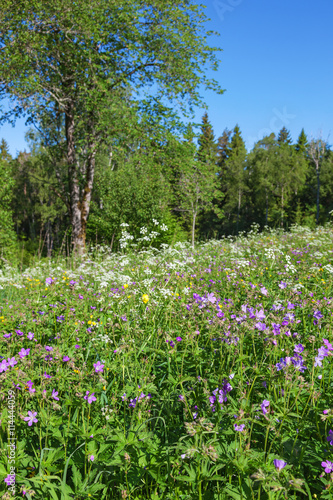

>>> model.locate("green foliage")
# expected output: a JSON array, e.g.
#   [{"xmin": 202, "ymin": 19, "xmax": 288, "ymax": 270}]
[{"xmin": 0, "ymin": 142, "xmax": 17, "ymax": 262}]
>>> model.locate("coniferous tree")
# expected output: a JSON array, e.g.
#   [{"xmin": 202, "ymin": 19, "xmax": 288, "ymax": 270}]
[
  {"xmin": 277, "ymin": 127, "xmax": 292, "ymax": 145},
  {"xmin": 223, "ymin": 125, "xmax": 247, "ymax": 233}
]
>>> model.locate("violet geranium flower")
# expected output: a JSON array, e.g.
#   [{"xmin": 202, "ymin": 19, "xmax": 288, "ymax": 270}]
[
  {"xmin": 84, "ymin": 391, "xmax": 97, "ymax": 404},
  {"xmin": 234, "ymin": 423, "xmax": 245, "ymax": 432},
  {"xmin": 24, "ymin": 411, "xmax": 38, "ymax": 426},
  {"xmin": 93, "ymin": 361, "xmax": 104, "ymax": 373},
  {"xmin": 322, "ymin": 460, "xmax": 333, "ymax": 473},
  {"xmin": 273, "ymin": 459, "xmax": 287, "ymax": 471}
]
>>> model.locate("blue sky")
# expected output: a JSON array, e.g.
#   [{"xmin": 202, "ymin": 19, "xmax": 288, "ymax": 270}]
[{"xmin": 1, "ymin": 0, "xmax": 332, "ymax": 157}]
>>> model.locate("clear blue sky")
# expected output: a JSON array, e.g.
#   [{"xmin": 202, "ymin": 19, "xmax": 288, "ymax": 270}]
[{"xmin": 1, "ymin": 0, "xmax": 332, "ymax": 157}]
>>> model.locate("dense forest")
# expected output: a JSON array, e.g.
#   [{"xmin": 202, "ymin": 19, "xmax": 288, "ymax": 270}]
[{"xmin": 1, "ymin": 117, "xmax": 332, "ymax": 266}]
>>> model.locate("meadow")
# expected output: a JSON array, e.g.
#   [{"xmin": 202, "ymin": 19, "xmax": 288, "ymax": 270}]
[{"xmin": 0, "ymin": 222, "xmax": 333, "ymax": 500}]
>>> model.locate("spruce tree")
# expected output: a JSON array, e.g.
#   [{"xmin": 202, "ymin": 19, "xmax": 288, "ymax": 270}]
[
  {"xmin": 197, "ymin": 112, "xmax": 217, "ymax": 164},
  {"xmin": 277, "ymin": 127, "xmax": 292, "ymax": 145}
]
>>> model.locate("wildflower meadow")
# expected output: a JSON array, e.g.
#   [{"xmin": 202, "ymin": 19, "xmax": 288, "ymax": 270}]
[{"xmin": 1, "ymin": 222, "xmax": 333, "ymax": 499}]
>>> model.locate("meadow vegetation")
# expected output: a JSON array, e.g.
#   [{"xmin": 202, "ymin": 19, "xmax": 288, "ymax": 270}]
[{"xmin": 0, "ymin": 222, "xmax": 333, "ymax": 499}]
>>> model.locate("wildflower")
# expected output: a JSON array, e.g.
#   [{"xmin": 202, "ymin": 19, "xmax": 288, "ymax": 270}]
[
  {"xmin": 45, "ymin": 277, "xmax": 54, "ymax": 285},
  {"xmin": 142, "ymin": 294, "xmax": 149, "ymax": 304},
  {"xmin": 75, "ymin": 345, "xmax": 80, "ymax": 349},
  {"xmin": 3, "ymin": 333, "xmax": 12, "ymax": 338},
  {"xmin": 273, "ymin": 459, "xmax": 287, "ymax": 471},
  {"xmin": 45, "ymin": 346, "xmax": 53, "ymax": 352},
  {"xmin": 278, "ymin": 282, "xmax": 287, "ymax": 289},
  {"xmin": 321, "ymin": 460, "xmax": 333, "ymax": 473},
  {"xmin": 62, "ymin": 356, "xmax": 70, "ymax": 362},
  {"xmin": 176, "ymin": 337, "xmax": 182, "ymax": 342},
  {"xmin": 261, "ymin": 400, "xmax": 270, "ymax": 415},
  {"xmin": 313, "ymin": 310, "xmax": 323, "ymax": 320},
  {"xmin": 24, "ymin": 411, "xmax": 38, "ymax": 426},
  {"xmin": 84, "ymin": 391, "xmax": 97, "ymax": 404},
  {"xmin": 255, "ymin": 322, "xmax": 267, "ymax": 331},
  {"xmin": 323, "ymin": 339, "xmax": 333, "ymax": 351},
  {"xmin": 88, "ymin": 455, "xmax": 94, "ymax": 461},
  {"xmin": 234, "ymin": 423, "xmax": 245, "ymax": 432},
  {"xmin": 178, "ymin": 395, "xmax": 185, "ymax": 402},
  {"xmin": 0, "ymin": 359, "xmax": 8, "ymax": 373},
  {"xmin": 69, "ymin": 280, "xmax": 77, "ymax": 286},
  {"xmin": 294, "ymin": 344, "xmax": 304, "ymax": 354},
  {"xmin": 4, "ymin": 474, "xmax": 15, "ymax": 486},
  {"xmin": 93, "ymin": 361, "xmax": 104, "ymax": 373},
  {"xmin": 44, "ymin": 372, "xmax": 51, "ymax": 378},
  {"xmin": 255, "ymin": 309, "xmax": 266, "ymax": 320},
  {"xmin": 27, "ymin": 332, "xmax": 34, "ymax": 340},
  {"xmin": 260, "ymin": 287, "xmax": 268, "ymax": 296},
  {"xmin": 18, "ymin": 348, "xmax": 30, "ymax": 359},
  {"xmin": 7, "ymin": 357, "xmax": 17, "ymax": 368},
  {"xmin": 52, "ymin": 390, "xmax": 59, "ymax": 401},
  {"xmin": 26, "ymin": 380, "xmax": 35, "ymax": 394}
]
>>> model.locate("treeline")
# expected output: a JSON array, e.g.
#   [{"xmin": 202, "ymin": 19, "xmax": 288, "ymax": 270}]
[{"xmin": 0, "ymin": 112, "xmax": 332, "ymax": 264}]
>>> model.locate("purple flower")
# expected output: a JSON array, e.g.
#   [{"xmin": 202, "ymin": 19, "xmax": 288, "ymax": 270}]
[
  {"xmin": 26, "ymin": 380, "xmax": 35, "ymax": 393},
  {"xmin": 0, "ymin": 359, "xmax": 8, "ymax": 373},
  {"xmin": 273, "ymin": 459, "xmax": 287, "ymax": 471},
  {"xmin": 255, "ymin": 322, "xmax": 267, "ymax": 331},
  {"xmin": 255, "ymin": 309, "xmax": 266, "ymax": 321},
  {"xmin": 84, "ymin": 391, "xmax": 97, "ymax": 404},
  {"xmin": 261, "ymin": 400, "xmax": 270, "ymax": 415},
  {"xmin": 234, "ymin": 423, "xmax": 245, "ymax": 432},
  {"xmin": 62, "ymin": 356, "xmax": 70, "ymax": 362},
  {"xmin": 44, "ymin": 372, "xmax": 51, "ymax": 378},
  {"xmin": 327, "ymin": 429, "xmax": 333, "ymax": 446},
  {"xmin": 7, "ymin": 357, "xmax": 17, "ymax": 368},
  {"xmin": 121, "ymin": 315, "xmax": 127, "ymax": 322},
  {"xmin": 45, "ymin": 345, "xmax": 53, "ymax": 352},
  {"xmin": 15, "ymin": 329, "xmax": 24, "ymax": 336},
  {"xmin": 27, "ymin": 332, "xmax": 34, "ymax": 340},
  {"xmin": 323, "ymin": 339, "xmax": 333, "ymax": 351},
  {"xmin": 45, "ymin": 277, "xmax": 54, "ymax": 285},
  {"xmin": 278, "ymin": 282, "xmax": 287, "ymax": 289},
  {"xmin": 176, "ymin": 337, "xmax": 182, "ymax": 342},
  {"xmin": 69, "ymin": 280, "xmax": 77, "ymax": 286},
  {"xmin": 178, "ymin": 395, "xmax": 185, "ymax": 402},
  {"xmin": 24, "ymin": 410, "xmax": 38, "ymax": 426},
  {"xmin": 75, "ymin": 344, "xmax": 80, "ymax": 349},
  {"xmin": 78, "ymin": 294, "xmax": 84, "ymax": 299},
  {"xmin": 93, "ymin": 361, "xmax": 104, "ymax": 373},
  {"xmin": 3, "ymin": 333, "xmax": 12, "ymax": 338},
  {"xmin": 88, "ymin": 455, "xmax": 94, "ymax": 461},
  {"xmin": 313, "ymin": 310, "xmax": 323, "ymax": 320},
  {"xmin": 260, "ymin": 287, "xmax": 268, "ymax": 296},
  {"xmin": 294, "ymin": 344, "xmax": 304, "ymax": 354},
  {"xmin": 4, "ymin": 474, "xmax": 15, "ymax": 486},
  {"xmin": 322, "ymin": 460, "xmax": 333, "ymax": 473},
  {"xmin": 52, "ymin": 389, "xmax": 59, "ymax": 401},
  {"xmin": 18, "ymin": 348, "xmax": 30, "ymax": 359}
]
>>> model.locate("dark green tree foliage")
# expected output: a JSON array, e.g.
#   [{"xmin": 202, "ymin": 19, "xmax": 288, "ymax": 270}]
[
  {"xmin": 223, "ymin": 125, "xmax": 247, "ymax": 233},
  {"xmin": 0, "ymin": 140, "xmax": 17, "ymax": 261},
  {"xmin": 197, "ymin": 112, "xmax": 217, "ymax": 164},
  {"xmin": 0, "ymin": 0, "xmax": 223, "ymax": 254},
  {"xmin": 277, "ymin": 126, "xmax": 292, "ymax": 145},
  {"xmin": 247, "ymin": 133, "xmax": 276, "ymax": 227}
]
